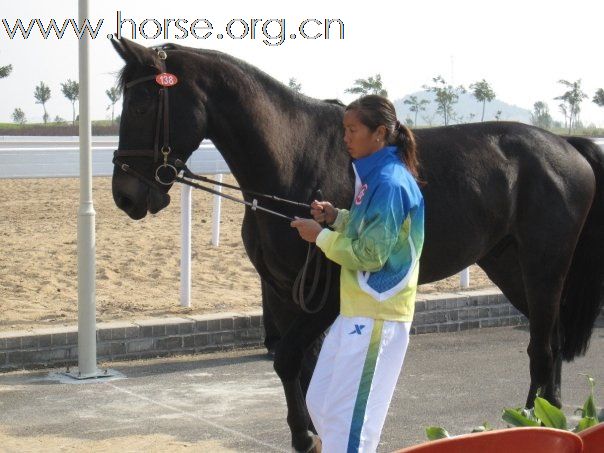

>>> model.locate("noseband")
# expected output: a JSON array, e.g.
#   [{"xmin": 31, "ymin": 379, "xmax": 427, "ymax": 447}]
[{"xmin": 113, "ymin": 49, "xmax": 180, "ymax": 189}]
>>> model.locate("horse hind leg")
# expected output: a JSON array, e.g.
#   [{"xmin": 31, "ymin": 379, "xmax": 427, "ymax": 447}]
[
  {"xmin": 478, "ymin": 236, "xmax": 563, "ymax": 408},
  {"xmin": 517, "ymin": 234, "xmax": 580, "ymax": 408},
  {"xmin": 545, "ymin": 322, "xmax": 563, "ymax": 407},
  {"xmin": 478, "ymin": 236, "xmax": 528, "ymax": 315}
]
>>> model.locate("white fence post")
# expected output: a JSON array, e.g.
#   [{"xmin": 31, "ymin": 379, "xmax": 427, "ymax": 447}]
[
  {"xmin": 180, "ymin": 185, "xmax": 192, "ymax": 307},
  {"xmin": 460, "ymin": 267, "xmax": 470, "ymax": 289},
  {"xmin": 211, "ymin": 174, "xmax": 223, "ymax": 247}
]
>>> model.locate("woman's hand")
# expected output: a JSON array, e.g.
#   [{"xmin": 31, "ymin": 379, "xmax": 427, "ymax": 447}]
[
  {"xmin": 310, "ymin": 200, "xmax": 337, "ymax": 225},
  {"xmin": 290, "ymin": 217, "xmax": 323, "ymax": 243}
]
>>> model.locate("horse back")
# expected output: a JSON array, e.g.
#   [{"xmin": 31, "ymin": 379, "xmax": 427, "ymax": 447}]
[{"xmin": 414, "ymin": 121, "xmax": 595, "ymax": 282}]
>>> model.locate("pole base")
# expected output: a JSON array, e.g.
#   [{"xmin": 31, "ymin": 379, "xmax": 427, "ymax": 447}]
[{"xmin": 48, "ymin": 368, "xmax": 125, "ymax": 384}]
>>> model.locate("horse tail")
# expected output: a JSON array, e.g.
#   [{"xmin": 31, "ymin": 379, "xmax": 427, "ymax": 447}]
[{"xmin": 560, "ymin": 136, "xmax": 604, "ymax": 361}]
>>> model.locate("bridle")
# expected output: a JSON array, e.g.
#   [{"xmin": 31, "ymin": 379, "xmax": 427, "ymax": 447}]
[
  {"xmin": 112, "ymin": 47, "xmax": 332, "ymax": 314},
  {"xmin": 113, "ymin": 49, "xmax": 180, "ymax": 190}
]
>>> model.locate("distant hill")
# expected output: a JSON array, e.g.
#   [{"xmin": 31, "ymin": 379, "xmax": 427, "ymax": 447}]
[{"xmin": 394, "ymin": 91, "xmax": 532, "ymax": 126}]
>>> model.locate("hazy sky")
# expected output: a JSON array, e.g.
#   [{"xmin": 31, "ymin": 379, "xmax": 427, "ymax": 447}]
[{"xmin": 1, "ymin": 0, "xmax": 603, "ymax": 125}]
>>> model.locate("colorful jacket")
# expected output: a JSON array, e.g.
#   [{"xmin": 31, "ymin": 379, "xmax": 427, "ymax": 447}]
[{"xmin": 316, "ymin": 146, "xmax": 424, "ymax": 321}]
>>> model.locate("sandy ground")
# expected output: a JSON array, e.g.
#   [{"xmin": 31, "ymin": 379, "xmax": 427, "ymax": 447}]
[
  {"xmin": 0, "ymin": 430, "xmax": 238, "ymax": 453},
  {"xmin": 0, "ymin": 175, "xmax": 494, "ymax": 332}
]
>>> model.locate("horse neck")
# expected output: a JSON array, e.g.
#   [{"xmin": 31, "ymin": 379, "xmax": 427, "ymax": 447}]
[{"xmin": 193, "ymin": 55, "xmax": 340, "ymax": 194}]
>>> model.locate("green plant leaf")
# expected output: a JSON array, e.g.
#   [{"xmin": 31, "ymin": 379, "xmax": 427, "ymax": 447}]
[
  {"xmin": 580, "ymin": 375, "xmax": 598, "ymax": 419},
  {"xmin": 471, "ymin": 422, "xmax": 492, "ymax": 433},
  {"xmin": 582, "ymin": 394, "xmax": 598, "ymax": 419},
  {"xmin": 575, "ymin": 416, "xmax": 598, "ymax": 432},
  {"xmin": 502, "ymin": 408, "xmax": 540, "ymax": 427},
  {"xmin": 534, "ymin": 397, "xmax": 567, "ymax": 430},
  {"xmin": 426, "ymin": 427, "xmax": 450, "ymax": 440}
]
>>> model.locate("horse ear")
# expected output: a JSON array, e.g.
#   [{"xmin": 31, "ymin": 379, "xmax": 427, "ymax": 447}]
[
  {"xmin": 110, "ymin": 37, "xmax": 129, "ymax": 62},
  {"xmin": 111, "ymin": 37, "xmax": 160, "ymax": 69}
]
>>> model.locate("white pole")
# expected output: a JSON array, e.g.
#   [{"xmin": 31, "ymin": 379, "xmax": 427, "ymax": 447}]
[
  {"xmin": 460, "ymin": 267, "xmax": 470, "ymax": 289},
  {"xmin": 77, "ymin": 0, "xmax": 98, "ymax": 377},
  {"xmin": 211, "ymin": 174, "xmax": 223, "ymax": 247},
  {"xmin": 180, "ymin": 184, "xmax": 192, "ymax": 307}
]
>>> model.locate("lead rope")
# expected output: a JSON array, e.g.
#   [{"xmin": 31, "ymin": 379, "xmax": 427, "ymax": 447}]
[
  {"xmin": 292, "ymin": 190, "xmax": 332, "ymax": 314},
  {"xmin": 174, "ymin": 167, "xmax": 333, "ymax": 314},
  {"xmin": 292, "ymin": 243, "xmax": 332, "ymax": 314}
]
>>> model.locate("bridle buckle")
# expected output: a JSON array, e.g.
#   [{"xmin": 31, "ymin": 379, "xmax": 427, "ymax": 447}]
[{"xmin": 161, "ymin": 145, "xmax": 171, "ymax": 165}]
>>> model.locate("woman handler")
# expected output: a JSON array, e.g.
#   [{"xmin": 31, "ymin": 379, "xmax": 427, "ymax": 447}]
[{"xmin": 291, "ymin": 94, "xmax": 424, "ymax": 452}]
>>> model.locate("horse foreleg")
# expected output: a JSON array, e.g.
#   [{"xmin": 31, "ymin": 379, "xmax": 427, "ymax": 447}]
[
  {"xmin": 274, "ymin": 337, "xmax": 320, "ymax": 452},
  {"xmin": 281, "ymin": 379, "xmax": 321, "ymax": 452},
  {"xmin": 261, "ymin": 279, "xmax": 281, "ymax": 354},
  {"xmin": 273, "ymin": 309, "xmax": 337, "ymax": 452}
]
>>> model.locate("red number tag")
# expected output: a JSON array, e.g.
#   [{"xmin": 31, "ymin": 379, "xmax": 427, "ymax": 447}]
[{"xmin": 156, "ymin": 73, "xmax": 178, "ymax": 87}]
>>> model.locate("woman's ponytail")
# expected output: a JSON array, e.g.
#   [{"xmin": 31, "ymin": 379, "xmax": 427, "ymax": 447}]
[{"xmin": 391, "ymin": 120, "xmax": 421, "ymax": 183}]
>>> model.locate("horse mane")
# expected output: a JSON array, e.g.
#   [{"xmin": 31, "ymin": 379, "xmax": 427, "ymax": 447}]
[{"xmin": 116, "ymin": 42, "xmax": 346, "ymax": 112}]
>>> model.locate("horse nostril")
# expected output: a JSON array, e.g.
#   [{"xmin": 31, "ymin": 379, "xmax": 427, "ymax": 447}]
[{"xmin": 116, "ymin": 194, "xmax": 134, "ymax": 212}]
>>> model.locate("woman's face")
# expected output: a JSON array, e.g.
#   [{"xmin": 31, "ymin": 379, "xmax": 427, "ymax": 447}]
[{"xmin": 343, "ymin": 110, "xmax": 384, "ymax": 159}]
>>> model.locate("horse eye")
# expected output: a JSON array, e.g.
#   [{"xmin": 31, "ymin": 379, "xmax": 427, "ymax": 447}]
[
  {"xmin": 130, "ymin": 90, "xmax": 153, "ymax": 115},
  {"xmin": 134, "ymin": 105, "xmax": 147, "ymax": 115}
]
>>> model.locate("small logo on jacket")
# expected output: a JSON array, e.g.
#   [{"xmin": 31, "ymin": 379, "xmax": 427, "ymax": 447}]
[
  {"xmin": 355, "ymin": 184, "xmax": 368, "ymax": 205},
  {"xmin": 349, "ymin": 324, "xmax": 366, "ymax": 335}
]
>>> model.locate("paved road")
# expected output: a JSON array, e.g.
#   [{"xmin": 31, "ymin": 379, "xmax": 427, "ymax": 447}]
[{"xmin": 0, "ymin": 324, "xmax": 602, "ymax": 452}]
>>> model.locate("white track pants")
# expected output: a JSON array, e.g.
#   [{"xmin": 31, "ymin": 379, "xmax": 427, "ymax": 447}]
[{"xmin": 306, "ymin": 315, "xmax": 411, "ymax": 453}]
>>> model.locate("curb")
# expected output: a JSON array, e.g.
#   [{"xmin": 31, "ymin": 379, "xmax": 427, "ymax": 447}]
[{"xmin": 2, "ymin": 287, "xmax": 593, "ymax": 372}]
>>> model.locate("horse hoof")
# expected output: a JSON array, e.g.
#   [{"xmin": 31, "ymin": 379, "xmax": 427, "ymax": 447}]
[
  {"xmin": 308, "ymin": 435, "xmax": 322, "ymax": 453},
  {"xmin": 293, "ymin": 434, "xmax": 322, "ymax": 453}
]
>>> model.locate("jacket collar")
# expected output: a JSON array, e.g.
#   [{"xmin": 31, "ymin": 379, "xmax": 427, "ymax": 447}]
[{"xmin": 352, "ymin": 145, "xmax": 399, "ymax": 181}]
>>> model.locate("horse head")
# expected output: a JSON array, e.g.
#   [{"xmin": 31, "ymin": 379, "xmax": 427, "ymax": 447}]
[{"xmin": 110, "ymin": 37, "xmax": 207, "ymax": 219}]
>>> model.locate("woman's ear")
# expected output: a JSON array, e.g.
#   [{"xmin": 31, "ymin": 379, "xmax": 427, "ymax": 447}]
[{"xmin": 378, "ymin": 125, "xmax": 388, "ymax": 142}]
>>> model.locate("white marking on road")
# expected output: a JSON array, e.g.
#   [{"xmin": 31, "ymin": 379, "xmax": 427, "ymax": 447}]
[{"xmin": 106, "ymin": 383, "xmax": 287, "ymax": 452}]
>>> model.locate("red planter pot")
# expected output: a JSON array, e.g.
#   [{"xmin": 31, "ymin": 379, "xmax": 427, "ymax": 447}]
[{"xmin": 393, "ymin": 427, "xmax": 583, "ymax": 453}]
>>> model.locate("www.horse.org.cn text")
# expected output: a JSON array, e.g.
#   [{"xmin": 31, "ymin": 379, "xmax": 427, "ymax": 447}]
[{"xmin": 1, "ymin": 12, "xmax": 345, "ymax": 46}]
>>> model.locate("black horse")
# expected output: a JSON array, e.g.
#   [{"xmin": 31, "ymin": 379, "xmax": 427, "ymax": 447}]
[{"xmin": 110, "ymin": 37, "xmax": 603, "ymax": 452}]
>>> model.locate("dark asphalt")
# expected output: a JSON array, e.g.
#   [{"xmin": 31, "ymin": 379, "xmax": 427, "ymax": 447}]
[{"xmin": 0, "ymin": 324, "xmax": 602, "ymax": 452}]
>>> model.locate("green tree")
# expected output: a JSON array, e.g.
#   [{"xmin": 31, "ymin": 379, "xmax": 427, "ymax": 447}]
[
  {"xmin": 531, "ymin": 101, "xmax": 552, "ymax": 129},
  {"xmin": 60, "ymin": 79, "xmax": 79, "ymax": 125},
  {"xmin": 34, "ymin": 81, "xmax": 51, "ymax": 124},
  {"xmin": 494, "ymin": 110, "xmax": 502, "ymax": 121},
  {"xmin": 11, "ymin": 108, "xmax": 26, "ymax": 125},
  {"xmin": 0, "ymin": 64, "xmax": 12, "ymax": 79},
  {"xmin": 423, "ymin": 76, "xmax": 465, "ymax": 126},
  {"xmin": 0, "ymin": 52, "xmax": 11, "ymax": 78},
  {"xmin": 105, "ymin": 86, "xmax": 122, "ymax": 124},
  {"xmin": 404, "ymin": 95, "xmax": 430, "ymax": 126},
  {"xmin": 594, "ymin": 88, "xmax": 604, "ymax": 107},
  {"xmin": 469, "ymin": 79, "xmax": 496, "ymax": 121},
  {"xmin": 555, "ymin": 79, "xmax": 588, "ymax": 134},
  {"xmin": 345, "ymin": 74, "xmax": 388, "ymax": 97},
  {"xmin": 288, "ymin": 78, "xmax": 302, "ymax": 93}
]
